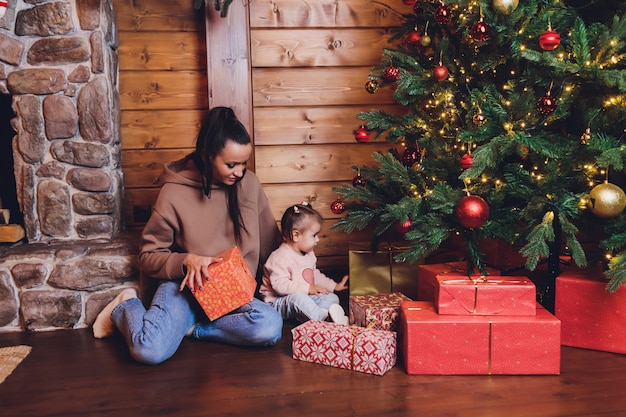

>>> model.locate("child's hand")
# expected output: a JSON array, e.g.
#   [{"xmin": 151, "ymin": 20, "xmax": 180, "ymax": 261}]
[
  {"xmin": 335, "ymin": 274, "xmax": 349, "ymax": 292},
  {"xmin": 309, "ymin": 284, "xmax": 329, "ymax": 295}
]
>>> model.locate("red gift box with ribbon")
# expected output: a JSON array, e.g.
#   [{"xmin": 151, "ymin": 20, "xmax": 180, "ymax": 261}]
[
  {"xmin": 191, "ymin": 246, "xmax": 257, "ymax": 320},
  {"xmin": 556, "ymin": 267, "xmax": 626, "ymax": 354},
  {"xmin": 291, "ymin": 320, "xmax": 397, "ymax": 376},
  {"xmin": 401, "ymin": 301, "xmax": 561, "ymax": 375},
  {"xmin": 418, "ymin": 262, "xmax": 536, "ymax": 316},
  {"xmin": 349, "ymin": 292, "xmax": 412, "ymax": 331}
]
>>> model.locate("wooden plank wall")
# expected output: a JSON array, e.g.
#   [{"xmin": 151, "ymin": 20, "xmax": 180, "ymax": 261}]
[
  {"xmin": 249, "ymin": 0, "xmax": 412, "ymax": 268},
  {"xmin": 114, "ymin": 0, "xmax": 411, "ymax": 268},
  {"xmin": 113, "ymin": 0, "xmax": 207, "ymax": 229}
]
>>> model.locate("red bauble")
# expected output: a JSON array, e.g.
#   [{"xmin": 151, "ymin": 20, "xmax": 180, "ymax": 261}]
[
  {"xmin": 352, "ymin": 174, "xmax": 366, "ymax": 187},
  {"xmin": 355, "ymin": 127, "xmax": 371, "ymax": 142},
  {"xmin": 402, "ymin": 0, "xmax": 416, "ymax": 4},
  {"xmin": 396, "ymin": 219, "xmax": 412, "ymax": 234},
  {"xmin": 539, "ymin": 29, "xmax": 560, "ymax": 51},
  {"xmin": 455, "ymin": 195, "xmax": 489, "ymax": 229},
  {"xmin": 405, "ymin": 30, "xmax": 422, "ymax": 47},
  {"xmin": 460, "ymin": 153, "xmax": 473, "ymax": 169},
  {"xmin": 330, "ymin": 199, "xmax": 345, "ymax": 215},
  {"xmin": 434, "ymin": 4, "xmax": 452, "ymax": 24},
  {"xmin": 433, "ymin": 65, "xmax": 449, "ymax": 81},
  {"xmin": 383, "ymin": 65, "xmax": 400, "ymax": 81},
  {"xmin": 537, "ymin": 94, "xmax": 557, "ymax": 115},
  {"xmin": 471, "ymin": 20, "xmax": 491, "ymax": 42},
  {"xmin": 401, "ymin": 146, "xmax": 421, "ymax": 167}
]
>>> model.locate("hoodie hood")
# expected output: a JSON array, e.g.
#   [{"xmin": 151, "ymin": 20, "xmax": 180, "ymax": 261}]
[{"xmin": 158, "ymin": 156, "xmax": 202, "ymax": 189}]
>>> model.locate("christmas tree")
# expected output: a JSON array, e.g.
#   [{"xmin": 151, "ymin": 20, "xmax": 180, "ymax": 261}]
[{"xmin": 331, "ymin": 0, "xmax": 626, "ymax": 310}]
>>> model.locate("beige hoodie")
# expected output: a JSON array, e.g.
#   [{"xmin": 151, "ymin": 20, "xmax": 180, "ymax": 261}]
[{"xmin": 138, "ymin": 156, "xmax": 280, "ymax": 283}]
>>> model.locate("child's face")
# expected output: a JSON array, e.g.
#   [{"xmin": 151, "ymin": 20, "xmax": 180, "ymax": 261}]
[{"xmin": 293, "ymin": 220, "xmax": 321, "ymax": 254}]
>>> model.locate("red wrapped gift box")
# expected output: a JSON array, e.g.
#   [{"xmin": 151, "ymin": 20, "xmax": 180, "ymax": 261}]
[
  {"xmin": 401, "ymin": 301, "xmax": 561, "ymax": 375},
  {"xmin": 292, "ymin": 320, "xmax": 397, "ymax": 376},
  {"xmin": 418, "ymin": 262, "xmax": 498, "ymax": 302},
  {"xmin": 556, "ymin": 268, "xmax": 626, "ymax": 354},
  {"xmin": 191, "ymin": 246, "xmax": 257, "ymax": 320},
  {"xmin": 349, "ymin": 292, "xmax": 412, "ymax": 331},
  {"xmin": 418, "ymin": 262, "xmax": 535, "ymax": 316}
]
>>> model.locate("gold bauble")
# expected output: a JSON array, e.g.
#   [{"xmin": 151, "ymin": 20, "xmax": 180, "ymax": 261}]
[
  {"xmin": 492, "ymin": 0, "xmax": 519, "ymax": 15},
  {"xmin": 588, "ymin": 182, "xmax": 626, "ymax": 218}
]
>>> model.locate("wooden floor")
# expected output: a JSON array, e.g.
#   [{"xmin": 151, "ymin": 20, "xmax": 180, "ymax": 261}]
[{"xmin": 1, "ymin": 323, "xmax": 626, "ymax": 417}]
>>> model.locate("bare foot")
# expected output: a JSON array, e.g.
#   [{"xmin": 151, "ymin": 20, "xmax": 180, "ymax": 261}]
[{"xmin": 92, "ymin": 288, "xmax": 138, "ymax": 338}]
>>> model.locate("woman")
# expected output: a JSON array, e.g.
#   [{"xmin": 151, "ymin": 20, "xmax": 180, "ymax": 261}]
[{"xmin": 93, "ymin": 107, "xmax": 283, "ymax": 365}]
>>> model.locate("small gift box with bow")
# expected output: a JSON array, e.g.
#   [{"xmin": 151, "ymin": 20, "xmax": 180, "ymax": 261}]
[
  {"xmin": 418, "ymin": 262, "xmax": 535, "ymax": 316},
  {"xmin": 349, "ymin": 292, "xmax": 412, "ymax": 331},
  {"xmin": 191, "ymin": 246, "xmax": 257, "ymax": 320},
  {"xmin": 291, "ymin": 320, "xmax": 397, "ymax": 376},
  {"xmin": 401, "ymin": 301, "xmax": 561, "ymax": 375}
]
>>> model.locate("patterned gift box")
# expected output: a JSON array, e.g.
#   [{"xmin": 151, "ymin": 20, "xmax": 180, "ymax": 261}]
[
  {"xmin": 191, "ymin": 246, "xmax": 257, "ymax": 320},
  {"xmin": 291, "ymin": 320, "xmax": 397, "ymax": 376},
  {"xmin": 418, "ymin": 262, "xmax": 498, "ymax": 302},
  {"xmin": 349, "ymin": 243, "xmax": 420, "ymax": 300},
  {"xmin": 401, "ymin": 301, "xmax": 561, "ymax": 375},
  {"xmin": 349, "ymin": 292, "xmax": 412, "ymax": 331},
  {"xmin": 556, "ymin": 267, "xmax": 626, "ymax": 354}
]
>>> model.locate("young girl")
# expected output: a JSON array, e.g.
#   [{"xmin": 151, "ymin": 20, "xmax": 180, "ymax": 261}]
[
  {"xmin": 260, "ymin": 203, "xmax": 349, "ymax": 324},
  {"xmin": 92, "ymin": 107, "xmax": 283, "ymax": 365}
]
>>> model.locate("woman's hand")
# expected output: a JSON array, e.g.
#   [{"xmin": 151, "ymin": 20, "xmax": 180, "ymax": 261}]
[{"xmin": 180, "ymin": 253, "xmax": 223, "ymax": 292}]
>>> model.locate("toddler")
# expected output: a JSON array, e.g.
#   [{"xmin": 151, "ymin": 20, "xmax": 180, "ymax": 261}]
[{"xmin": 260, "ymin": 203, "xmax": 349, "ymax": 324}]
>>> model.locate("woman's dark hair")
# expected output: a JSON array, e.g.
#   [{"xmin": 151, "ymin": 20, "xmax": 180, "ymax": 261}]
[
  {"xmin": 281, "ymin": 203, "xmax": 323, "ymax": 242},
  {"xmin": 191, "ymin": 107, "xmax": 250, "ymax": 243}
]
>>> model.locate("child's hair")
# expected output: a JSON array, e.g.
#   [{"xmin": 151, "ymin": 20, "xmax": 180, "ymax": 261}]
[{"xmin": 281, "ymin": 203, "xmax": 323, "ymax": 242}]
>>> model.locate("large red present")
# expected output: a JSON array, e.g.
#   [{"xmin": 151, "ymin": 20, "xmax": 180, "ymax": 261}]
[
  {"xmin": 418, "ymin": 262, "xmax": 498, "ymax": 302},
  {"xmin": 191, "ymin": 246, "xmax": 257, "ymax": 320},
  {"xmin": 436, "ymin": 274, "xmax": 536, "ymax": 316},
  {"xmin": 556, "ymin": 267, "xmax": 626, "ymax": 354},
  {"xmin": 291, "ymin": 320, "xmax": 397, "ymax": 376},
  {"xmin": 401, "ymin": 301, "xmax": 561, "ymax": 375},
  {"xmin": 349, "ymin": 292, "xmax": 412, "ymax": 331}
]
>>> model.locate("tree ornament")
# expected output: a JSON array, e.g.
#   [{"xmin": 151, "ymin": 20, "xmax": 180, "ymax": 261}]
[
  {"xmin": 472, "ymin": 110, "xmax": 487, "ymax": 126},
  {"xmin": 460, "ymin": 153, "xmax": 473, "ymax": 169},
  {"xmin": 455, "ymin": 195, "xmax": 490, "ymax": 229},
  {"xmin": 433, "ymin": 64, "xmax": 449, "ymax": 81},
  {"xmin": 471, "ymin": 20, "xmax": 491, "ymax": 42},
  {"xmin": 492, "ymin": 0, "xmax": 518, "ymax": 15},
  {"xmin": 539, "ymin": 28, "xmax": 560, "ymax": 51},
  {"xmin": 401, "ymin": 146, "xmax": 421, "ymax": 167},
  {"xmin": 364, "ymin": 79, "xmax": 379, "ymax": 94},
  {"xmin": 396, "ymin": 219, "xmax": 412, "ymax": 234},
  {"xmin": 352, "ymin": 173, "xmax": 366, "ymax": 187},
  {"xmin": 588, "ymin": 182, "xmax": 626, "ymax": 218},
  {"xmin": 354, "ymin": 126, "xmax": 371, "ymax": 143},
  {"xmin": 581, "ymin": 127, "xmax": 592, "ymax": 145},
  {"xmin": 434, "ymin": 3, "xmax": 452, "ymax": 25},
  {"xmin": 330, "ymin": 199, "xmax": 345, "ymax": 215},
  {"xmin": 420, "ymin": 34, "xmax": 432, "ymax": 47},
  {"xmin": 402, "ymin": 0, "xmax": 416, "ymax": 4},
  {"xmin": 383, "ymin": 65, "xmax": 400, "ymax": 81},
  {"xmin": 537, "ymin": 93, "xmax": 557, "ymax": 116},
  {"xmin": 405, "ymin": 29, "xmax": 422, "ymax": 47}
]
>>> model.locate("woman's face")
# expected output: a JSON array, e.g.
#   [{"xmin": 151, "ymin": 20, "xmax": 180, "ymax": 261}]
[{"xmin": 211, "ymin": 140, "xmax": 252, "ymax": 186}]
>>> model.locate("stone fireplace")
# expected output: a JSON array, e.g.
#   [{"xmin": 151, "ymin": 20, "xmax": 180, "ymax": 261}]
[{"xmin": 0, "ymin": 0, "xmax": 138, "ymax": 332}]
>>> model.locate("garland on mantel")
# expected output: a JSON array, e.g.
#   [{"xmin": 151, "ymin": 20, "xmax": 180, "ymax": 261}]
[{"xmin": 194, "ymin": 0, "xmax": 233, "ymax": 18}]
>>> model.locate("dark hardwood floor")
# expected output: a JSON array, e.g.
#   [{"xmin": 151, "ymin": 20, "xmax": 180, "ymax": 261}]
[{"xmin": 1, "ymin": 322, "xmax": 626, "ymax": 417}]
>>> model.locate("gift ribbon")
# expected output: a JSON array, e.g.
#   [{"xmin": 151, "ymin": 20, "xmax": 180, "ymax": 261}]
[
  {"xmin": 349, "ymin": 321, "xmax": 379, "ymax": 371},
  {"xmin": 440, "ymin": 278, "xmax": 530, "ymax": 313}
]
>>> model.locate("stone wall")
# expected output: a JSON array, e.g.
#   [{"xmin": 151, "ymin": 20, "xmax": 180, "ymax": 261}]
[{"xmin": 0, "ymin": 0, "xmax": 138, "ymax": 332}]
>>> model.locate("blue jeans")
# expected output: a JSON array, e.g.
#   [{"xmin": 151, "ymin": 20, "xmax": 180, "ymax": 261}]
[
  {"xmin": 269, "ymin": 292, "xmax": 340, "ymax": 322},
  {"xmin": 111, "ymin": 280, "xmax": 283, "ymax": 365}
]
